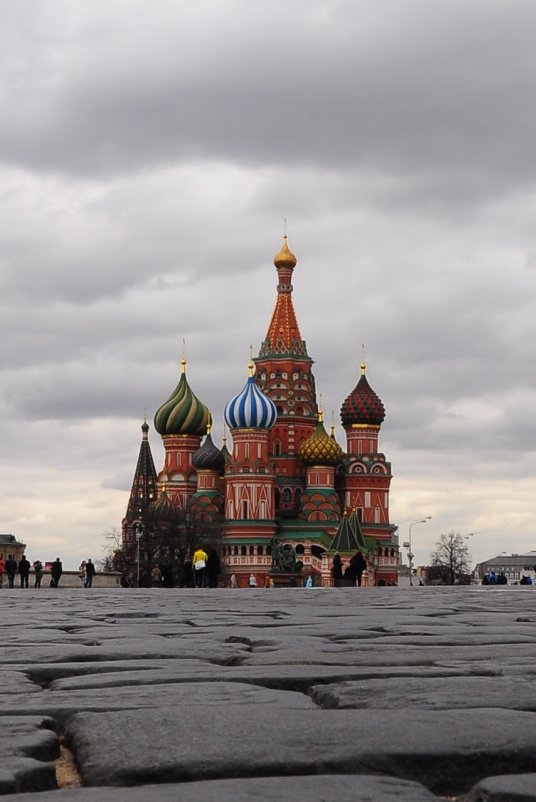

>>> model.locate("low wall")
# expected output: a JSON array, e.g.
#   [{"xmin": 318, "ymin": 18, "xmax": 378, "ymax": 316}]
[{"xmin": 4, "ymin": 571, "xmax": 122, "ymax": 589}]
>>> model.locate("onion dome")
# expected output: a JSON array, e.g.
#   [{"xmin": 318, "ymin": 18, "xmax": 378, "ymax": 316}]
[
  {"xmin": 299, "ymin": 411, "xmax": 343, "ymax": 465},
  {"xmin": 224, "ymin": 362, "xmax": 277, "ymax": 430},
  {"xmin": 154, "ymin": 358, "xmax": 210, "ymax": 436},
  {"xmin": 274, "ymin": 234, "xmax": 297, "ymax": 268},
  {"xmin": 340, "ymin": 360, "xmax": 385, "ymax": 427},
  {"xmin": 192, "ymin": 425, "xmax": 225, "ymax": 472},
  {"xmin": 148, "ymin": 486, "xmax": 180, "ymax": 524},
  {"xmin": 141, "ymin": 419, "xmax": 149, "ymax": 435}
]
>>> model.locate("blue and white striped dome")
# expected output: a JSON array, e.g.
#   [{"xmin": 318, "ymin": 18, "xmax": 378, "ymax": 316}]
[{"xmin": 224, "ymin": 363, "xmax": 277, "ymax": 430}]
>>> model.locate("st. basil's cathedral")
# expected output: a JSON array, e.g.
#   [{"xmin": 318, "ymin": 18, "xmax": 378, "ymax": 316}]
[{"xmin": 122, "ymin": 237, "xmax": 399, "ymax": 587}]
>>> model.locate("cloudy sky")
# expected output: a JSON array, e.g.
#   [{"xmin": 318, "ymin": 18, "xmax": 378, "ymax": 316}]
[{"xmin": 2, "ymin": 0, "xmax": 536, "ymax": 570}]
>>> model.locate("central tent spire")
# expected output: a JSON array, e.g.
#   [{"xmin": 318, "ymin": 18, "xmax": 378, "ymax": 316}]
[{"xmin": 258, "ymin": 235, "xmax": 307, "ymax": 358}]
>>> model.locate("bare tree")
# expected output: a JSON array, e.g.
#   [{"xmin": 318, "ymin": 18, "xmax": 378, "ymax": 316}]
[
  {"xmin": 430, "ymin": 532, "xmax": 472, "ymax": 585},
  {"xmin": 98, "ymin": 527, "xmax": 130, "ymax": 573}
]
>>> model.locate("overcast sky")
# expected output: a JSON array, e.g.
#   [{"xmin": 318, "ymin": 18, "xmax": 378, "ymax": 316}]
[{"xmin": 2, "ymin": 0, "xmax": 536, "ymax": 570}]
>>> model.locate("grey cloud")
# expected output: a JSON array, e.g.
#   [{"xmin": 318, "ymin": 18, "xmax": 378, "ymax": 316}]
[{"xmin": 1, "ymin": 1, "xmax": 536, "ymax": 208}]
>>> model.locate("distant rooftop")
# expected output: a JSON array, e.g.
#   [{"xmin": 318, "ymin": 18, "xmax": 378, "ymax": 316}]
[{"xmin": 0, "ymin": 534, "xmax": 25, "ymax": 545}]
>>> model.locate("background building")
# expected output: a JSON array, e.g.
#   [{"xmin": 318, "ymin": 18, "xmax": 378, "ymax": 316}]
[
  {"xmin": 474, "ymin": 552, "xmax": 536, "ymax": 584},
  {"xmin": 0, "ymin": 534, "xmax": 26, "ymax": 564}
]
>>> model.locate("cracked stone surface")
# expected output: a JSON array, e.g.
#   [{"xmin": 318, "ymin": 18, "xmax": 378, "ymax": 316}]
[{"xmin": 0, "ymin": 586, "xmax": 536, "ymax": 800}]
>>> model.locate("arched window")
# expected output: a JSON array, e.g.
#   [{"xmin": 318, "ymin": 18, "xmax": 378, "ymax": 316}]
[
  {"xmin": 233, "ymin": 546, "xmax": 238, "ymax": 556},
  {"xmin": 295, "ymin": 544, "xmax": 305, "ymax": 555},
  {"xmin": 258, "ymin": 545, "xmax": 264, "ymax": 556},
  {"xmin": 241, "ymin": 545, "xmax": 247, "ymax": 556},
  {"xmin": 249, "ymin": 545, "xmax": 254, "ymax": 556}
]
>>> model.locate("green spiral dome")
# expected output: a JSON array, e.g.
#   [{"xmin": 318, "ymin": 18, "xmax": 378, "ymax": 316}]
[{"xmin": 154, "ymin": 359, "xmax": 211, "ymax": 436}]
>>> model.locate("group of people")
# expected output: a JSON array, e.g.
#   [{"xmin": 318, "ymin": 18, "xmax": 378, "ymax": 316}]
[
  {"xmin": 331, "ymin": 551, "xmax": 367, "ymax": 587},
  {"xmin": 139, "ymin": 549, "xmax": 222, "ymax": 589},
  {"xmin": 0, "ymin": 555, "xmax": 96, "ymax": 588},
  {"xmin": 77, "ymin": 559, "xmax": 96, "ymax": 588},
  {"xmin": 0, "ymin": 554, "xmax": 44, "ymax": 588}
]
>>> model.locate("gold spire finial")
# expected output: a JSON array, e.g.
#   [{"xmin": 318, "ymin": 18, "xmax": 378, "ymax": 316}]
[
  {"xmin": 248, "ymin": 360, "xmax": 255, "ymax": 377},
  {"xmin": 361, "ymin": 343, "xmax": 366, "ymax": 375},
  {"xmin": 274, "ymin": 234, "xmax": 297, "ymax": 268},
  {"xmin": 162, "ymin": 482, "xmax": 167, "ymax": 494},
  {"xmin": 181, "ymin": 357, "xmax": 187, "ymax": 374}
]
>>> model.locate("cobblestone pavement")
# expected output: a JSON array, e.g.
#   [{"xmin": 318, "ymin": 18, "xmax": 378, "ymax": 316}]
[{"xmin": 0, "ymin": 586, "xmax": 535, "ymax": 801}]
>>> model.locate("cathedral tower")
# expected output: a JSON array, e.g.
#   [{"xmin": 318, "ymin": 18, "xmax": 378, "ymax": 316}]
[
  {"xmin": 153, "ymin": 358, "xmax": 211, "ymax": 508},
  {"xmin": 254, "ymin": 236, "xmax": 318, "ymax": 517}
]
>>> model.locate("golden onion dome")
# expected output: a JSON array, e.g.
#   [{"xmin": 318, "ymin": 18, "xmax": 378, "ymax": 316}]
[
  {"xmin": 274, "ymin": 234, "xmax": 297, "ymax": 269},
  {"xmin": 299, "ymin": 412, "xmax": 343, "ymax": 466}
]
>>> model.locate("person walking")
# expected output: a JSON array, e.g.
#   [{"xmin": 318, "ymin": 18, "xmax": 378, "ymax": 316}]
[
  {"xmin": 85, "ymin": 558, "xmax": 96, "ymax": 588},
  {"xmin": 5, "ymin": 555, "xmax": 17, "ymax": 589},
  {"xmin": 0, "ymin": 555, "xmax": 5, "ymax": 588},
  {"xmin": 248, "ymin": 573, "xmax": 257, "ymax": 588},
  {"xmin": 150, "ymin": 564, "xmax": 162, "ymax": 588},
  {"xmin": 206, "ymin": 549, "xmax": 220, "ymax": 588},
  {"xmin": 192, "ymin": 547, "xmax": 208, "ymax": 588},
  {"xmin": 350, "ymin": 550, "xmax": 367, "ymax": 587},
  {"xmin": 51, "ymin": 558, "xmax": 63, "ymax": 588},
  {"xmin": 33, "ymin": 560, "xmax": 43, "ymax": 589},
  {"xmin": 78, "ymin": 561, "xmax": 87, "ymax": 587},
  {"xmin": 331, "ymin": 553, "xmax": 343, "ymax": 588},
  {"xmin": 19, "ymin": 554, "xmax": 31, "ymax": 588}
]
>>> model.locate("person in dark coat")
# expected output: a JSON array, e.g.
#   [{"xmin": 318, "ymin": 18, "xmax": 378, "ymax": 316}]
[
  {"xmin": 331, "ymin": 553, "xmax": 343, "ymax": 587},
  {"xmin": 350, "ymin": 550, "xmax": 367, "ymax": 587},
  {"xmin": 206, "ymin": 549, "xmax": 221, "ymax": 588},
  {"xmin": 51, "ymin": 558, "xmax": 63, "ymax": 588},
  {"xmin": 18, "ymin": 555, "xmax": 31, "ymax": 588},
  {"xmin": 33, "ymin": 560, "xmax": 43, "ymax": 588},
  {"xmin": 5, "ymin": 555, "xmax": 17, "ymax": 589},
  {"xmin": 180, "ymin": 559, "xmax": 193, "ymax": 588},
  {"xmin": 84, "ymin": 558, "xmax": 96, "ymax": 588}
]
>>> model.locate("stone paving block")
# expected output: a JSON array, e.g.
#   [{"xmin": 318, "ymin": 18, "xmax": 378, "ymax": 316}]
[
  {"xmin": 0, "ymin": 638, "xmax": 248, "ymax": 666},
  {"xmin": 0, "ymin": 716, "xmax": 59, "ymax": 795},
  {"xmin": 0, "ymin": 716, "xmax": 59, "ymax": 762},
  {"xmin": 310, "ymin": 675, "xmax": 536, "ymax": 711},
  {"xmin": 0, "ymin": 758, "xmax": 57, "ymax": 796},
  {"xmin": 466, "ymin": 773, "xmax": 536, "ymax": 800},
  {"xmin": 44, "ymin": 662, "xmax": 485, "ymax": 694},
  {"xmin": 0, "ymin": 672, "xmax": 41, "ymax": 695},
  {"xmin": 0, "ymin": 681, "xmax": 316, "ymax": 725},
  {"xmin": 66, "ymin": 706, "xmax": 536, "ymax": 795},
  {"xmin": 0, "ymin": 774, "xmax": 442, "ymax": 801}
]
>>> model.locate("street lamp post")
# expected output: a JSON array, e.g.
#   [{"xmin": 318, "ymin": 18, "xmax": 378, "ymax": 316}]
[
  {"xmin": 405, "ymin": 516, "xmax": 431, "ymax": 587},
  {"xmin": 134, "ymin": 523, "xmax": 143, "ymax": 588}
]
